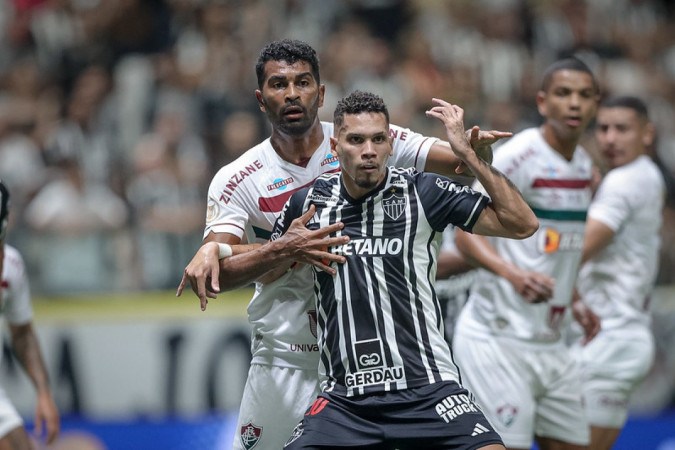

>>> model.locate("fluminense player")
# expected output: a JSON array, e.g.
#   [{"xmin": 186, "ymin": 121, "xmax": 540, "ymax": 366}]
[
  {"xmin": 0, "ymin": 180, "xmax": 60, "ymax": 449},
  {"xmin": 572, "ymin": 96, "xmax": 665, "ymax": 450},
  {"xmin": 453, "ymin": 58, "xmax": 602, "ymax": 450},
  {"xmin": 176, "ymin": 39, "xmax": 510, "ymax": 450},
  {"xmin": 231, "ymin": 90, "xmax": 537, "ymax": 449}
]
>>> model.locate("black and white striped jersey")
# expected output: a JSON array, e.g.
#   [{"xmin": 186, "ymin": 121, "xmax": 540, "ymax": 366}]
[{"xmin": 271, "ymin": 167, "xmax": 489, "ymax": 397}]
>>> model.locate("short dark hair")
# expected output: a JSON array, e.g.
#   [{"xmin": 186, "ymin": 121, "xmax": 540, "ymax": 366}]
[
  {"xmin": 255, "ymin": 39, "xmax": 320, "ymax": 89},
  {"xmin": 333, "ymin": 90, "xmax": 389, "ymax": 131},
  {"xmin": 0, "ymin": 180, "xmax": 9, "ymax": 240},
  {"xmin": 541, "ymin": 57, "xmax": 599, "ymax": 94},
  {"xmin": 600, "ymin": 95, "xmax": 650, "ymax": 121}
]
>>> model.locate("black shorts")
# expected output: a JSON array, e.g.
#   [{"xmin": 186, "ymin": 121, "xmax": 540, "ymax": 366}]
[{"xmin": 284, "ymin": 381, "xmax": 503, "ymax": 450}]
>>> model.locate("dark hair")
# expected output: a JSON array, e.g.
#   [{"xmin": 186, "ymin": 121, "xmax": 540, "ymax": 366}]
[
  {"xmin": 255, "ymin": 39, "xmax": 320, "ymax": 89},
  {"xmin": 540, "ymin": 57, "xmax": 599, "ymax": 94},
  {"xmin": 333, "ymin": 90, "xmax": 389, "ymax": 131},
  {"xmin": 600, "ymin": 95, "xmax": 649, "ymax": 121},
  {"xmin": 0, "ymin": 180, "xmax": 9, "ymax": 240}
]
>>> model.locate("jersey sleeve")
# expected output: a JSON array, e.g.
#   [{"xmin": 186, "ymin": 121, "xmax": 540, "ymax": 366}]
[
  {"xmin": 3, "ymin": 247, "xmax": 33, "ymax": 325},
  {"xmin": 587, "ymin": 171, "xmax": 631, "ymax": 232},
  {"xmin": 389, "ymin": 124, "xmax": 438, "ymax": 171},
  {"xmin": 415, "ymin": 172, "xmax": 490, "ymax": 232},
  {"xmin": 203, "ymin": 167, "xmax": 249, "ymax": 239}
]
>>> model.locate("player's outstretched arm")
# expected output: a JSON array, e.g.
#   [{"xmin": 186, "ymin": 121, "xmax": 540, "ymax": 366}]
[
  {"xmin": 424, "ymin": 129, "xmax": 511, "ymax": 178},
  {"xmin": 179, "ymin": 206, "xmax": 348, "ymax": 311},
  {"xmin": 455, "ymin": 230, "xmax": 554, "ymax": 303},
  {"xmin": 9, "ymin": 322, "xmax": 60, "ymax": 444},
  {"xmin": 218, "ymin": 206, "xmax": 348, "ymax": 287},
  {"xmin": 425, "ymin": 98, "xmax": 538, "ymax": 239},
  {"xmin": 177, "ymin": 239, "xmax": 262, "ymax": 310}
]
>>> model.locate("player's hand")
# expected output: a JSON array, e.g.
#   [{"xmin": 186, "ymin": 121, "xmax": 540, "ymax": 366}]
[
  {"xmin": 572, "ymin": 295, "xmax": 601, "ymax": 345},
  {"xmin": 426, "ymin": 99, "xmax": 471, "ymax": 160},
  {"xmin": 468, "ymin": 128, "xmax": 512, "ymax": 154},
  {"xmin": 278, "ymin": 205, "xmax": 349, "ymax": 275},
  {"xmin": 176, "ymin": 241, "xmax": 221, "ymax": 311},
  {"xmin": 454, "ymin": 127, "xmax": 512, "ymax": 176},
  {"xmin": 504, "ymin": 266, "xmax": 555, "ymax": 303},
  {"xmin": 34, "ymin": 390, "xmax": 60, "ymax": 444}
]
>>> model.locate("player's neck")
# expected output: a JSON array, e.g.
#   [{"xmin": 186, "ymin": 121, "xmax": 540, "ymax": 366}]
[
  {"xmin": 540, "ymin": 125, "xmax": 580, "ymax": 161},
  {"xmin": 270, "ymin": 123, "xmax": 324, "ymax": 166}
]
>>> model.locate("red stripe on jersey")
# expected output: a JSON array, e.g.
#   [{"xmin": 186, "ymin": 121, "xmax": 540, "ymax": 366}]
[
  {"xmin": 258, "ymin": 168, "xmax": 340, "ymax": 213},
  {"xmin": 1, "ymin": 280, "xmax": 8, "ymax": 288},
  {"xmin": 531, "ymin": 178, "xmax": 590, "ymax": 189}
]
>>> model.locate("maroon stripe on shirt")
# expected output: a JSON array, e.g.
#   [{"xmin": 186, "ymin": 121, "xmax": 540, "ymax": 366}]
[
  {"xmin": 258, "ymin": 168, "xmax": 340, "ymax": 213},
  {"xmin": 531, "ymin": 178, "xmax": 591, "ymax": 189}
]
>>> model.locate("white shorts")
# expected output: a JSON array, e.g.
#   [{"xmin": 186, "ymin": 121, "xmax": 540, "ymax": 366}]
[
  {"xmin": 232, "ymin": 364, "xmax": 319, "ymax": 450},
  {"xmin": 453, "ymin": 332, "xmax": 589, "ymax": 449},
  {"xmin": 0, "ymin": 386, "xmax": 23, "ymax": 440},
  {"xmin": 571, "ymin": 327, "xmax": 654, "ymax": 428}
]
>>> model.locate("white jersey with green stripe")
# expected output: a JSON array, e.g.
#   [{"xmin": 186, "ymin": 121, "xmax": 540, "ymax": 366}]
[
  {"xmin": 578, "ymin": 155, "xmax": 665, "ymax": 330},
  {"xmin": 458, "ymin": 127, "xmax": 593, "ymax": 345}
]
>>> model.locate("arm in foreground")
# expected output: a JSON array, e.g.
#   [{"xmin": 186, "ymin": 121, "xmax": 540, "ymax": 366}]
[
  {"xmin": 179, "ymin": 206, "xmax": 348, "ymax": 310},
  {"xmin": 425, "ymin": 98, "xmax": 538, "ymax": 239},
  {"xmin": 217, "ymin": 205, "xmax": 348, "ymax": 287},
  {"xmin": 9, "ymin": 322, "xmax": 60, "ymax": 444},
  {"xmin": 424, "ymin": 129, "xmax": 511, "ymax": 178}
]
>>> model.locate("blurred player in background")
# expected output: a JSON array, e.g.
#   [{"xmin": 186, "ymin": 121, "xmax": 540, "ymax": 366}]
[
  {"xmin": 572, "ymin": 96, "xmax": 666, "ymax": 450},
  {"xmin": 453, "ymin": 58, "xmax": 602, "ymax": 450},
  {"xmin": 0, "ymin": 180, "xmax": 60, "ymax": 449},
  {"xmin": 177, "ymin": 39, "xmax": 510, "ymax": 450}
]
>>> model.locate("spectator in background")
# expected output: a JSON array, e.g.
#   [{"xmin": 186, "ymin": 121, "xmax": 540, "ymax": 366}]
[
  {"xmin": 572, "ymin": 96, "xmax": 666, "ymax": 450},
  {"xmin": 126, "ymin": 101, "xmax": 207, "ymax": 289},
  {"xmin": 453, "ymin": 58, "xmax": 601, "ymax": 450},
  {"xmin": 23, "ymin": 150, "xmax": 129, "ymax": 293},
  {"xmin": 0, "ymin": 180, "xmax": 60, "ymax": 448}
]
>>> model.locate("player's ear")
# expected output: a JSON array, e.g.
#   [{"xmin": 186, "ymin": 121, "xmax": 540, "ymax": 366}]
[
  {"xmin": 318, "ymin": 84, "xmax": 326, "ymax": 108},
  {"xmin": 642, "ymin": 121, "xmax": 656, "ymax": 148},
  {"xmin": 255, "ymin": 91, "xmax": 266, "ymax": 112},
  {"xmin": 535, "ymin": 90, "xmax": 547, "ymax": 117},
  {"xmin": 330, "ymin": 137, "xmax": 339, "ymax": 157}
]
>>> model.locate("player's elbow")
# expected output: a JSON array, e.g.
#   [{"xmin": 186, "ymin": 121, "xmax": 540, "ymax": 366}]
[{"xmin": 510, "ymin": 215, "xmax": 539, "ymax": 239}]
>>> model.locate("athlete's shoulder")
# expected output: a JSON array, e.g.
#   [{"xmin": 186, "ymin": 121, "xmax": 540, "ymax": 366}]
[
  {"xmin": 212, "ymin": 139, "xmax": 271, "ymax": 181},
  {"xmin": 489, "ymin": 129, "xmax": 540, "ymax": 179},
  {"xmin": 603, "ymin": 156, "xmax": 664, "ymax": 195}
]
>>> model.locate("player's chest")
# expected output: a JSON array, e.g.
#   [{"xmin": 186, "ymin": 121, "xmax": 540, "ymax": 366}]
[{"xmin": 524, "ymin": 158, "xmax": 593, "ymax": 210}]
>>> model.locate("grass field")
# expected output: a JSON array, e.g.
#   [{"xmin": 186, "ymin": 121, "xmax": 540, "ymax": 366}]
[{"xmin": 32, "ymin": 288, "xmax": 255, "ymax": 322}]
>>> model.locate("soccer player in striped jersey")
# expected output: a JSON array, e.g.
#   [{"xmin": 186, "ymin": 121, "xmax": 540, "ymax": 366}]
[
  {"xmin": 571, "ymin": 96, "xmax": 665, "ymax": 450},
  {"xmin": 0, "ymin": 181, "xmax": 60, "ymax": 449},
  {"xmin": 236, "ymin": 90, "xmax": 537, "ymax": 449},
  {"xmin": 453, "ymin": 58, "xmax": 601, "ymax": 450},
  {"xmin": 176, "ymin": 39, "xmax": 512, "ymax": 450}
]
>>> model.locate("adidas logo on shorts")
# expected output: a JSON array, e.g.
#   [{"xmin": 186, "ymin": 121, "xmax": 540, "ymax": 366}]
[{"xmin": 471, "ymin": 423, "xmax": 490, "ymax": 436}]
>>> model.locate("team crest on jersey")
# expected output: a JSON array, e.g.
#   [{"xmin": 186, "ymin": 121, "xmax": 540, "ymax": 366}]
[
  {"xmin": 240, "ymin": 422, "xmax": 263, "ymax": 450},
  {"xmin": 496, "ymin": 404, "xmax": 518, "ymax": 427},
  {"xmin": 285, "ymin": 422, "xmax": 304, "ymax": 447},
  {"xmin": 382, "ymin": 193, "xmax": 406, "ymax": 220}
]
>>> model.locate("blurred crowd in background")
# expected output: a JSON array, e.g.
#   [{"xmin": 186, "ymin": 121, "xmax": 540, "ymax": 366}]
[{"xmin": 1, "ymin": 0, "xmax": 674, "ymax": 294}]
